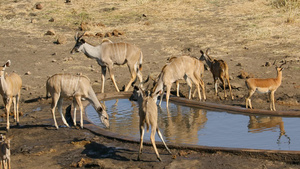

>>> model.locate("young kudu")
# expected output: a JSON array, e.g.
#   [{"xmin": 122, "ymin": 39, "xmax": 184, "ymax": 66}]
[
  {"xmin": 200, "ymin": 48, "xmax": 234, "ymax": 100},
  {"xmin": 0, "ymin": 60, "xmax": 22, "ymax": 130},
  {"xmin": 152, "ymin": 56, "xmax": 205, "ymax": 108},
  {"xmin": 167, "ymin": 56, "xmax": 205, "ymax": 99},
  {"xmin": 46, "ymin": 74, "xmax": 109, "ymax": 129},
  {"xmin": 70, "ymin": 32, "xmax": 143, "ymax": 93},
  {"xmin": 0, "ymin": 135, "xmax": 11, "ymax": 169},
  {"xmin": 245, "ymin": 61, "xmax": 286, "ymax": 111},
  {"xmin": 130, "ymin": 79, "xmax": 172, "ymax": 161}
]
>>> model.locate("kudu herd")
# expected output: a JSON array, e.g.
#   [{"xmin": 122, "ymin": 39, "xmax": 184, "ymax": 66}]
[{"xmin": 0, "ymin": 31, "xmax": 290, "ymax": 164}]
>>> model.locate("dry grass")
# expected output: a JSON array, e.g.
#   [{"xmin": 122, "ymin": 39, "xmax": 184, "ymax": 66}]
[{"xmin": 0, "ymin": 0, "xmax": 299, "ymax": 58}]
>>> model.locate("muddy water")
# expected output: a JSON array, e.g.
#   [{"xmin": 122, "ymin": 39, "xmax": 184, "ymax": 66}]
[{"xmin": 86, "ymin": 99, "xmax": 300, "ymax": 151}]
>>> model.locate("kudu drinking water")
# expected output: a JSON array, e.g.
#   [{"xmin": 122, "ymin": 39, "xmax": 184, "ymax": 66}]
[
  {"xmin": 70, "ymin": 32, "xmax": 143, "ymax": 93},
  {"xmin": 130, "ymin": 77, "xmax": 172, "ymax": 161},
  {"xmin": 0, "ymin": 60, "xmax": 22, "ymax": 130},
  {"xmin": 46, "ymin": 73, "xmax": 109, "ymax": 129}
]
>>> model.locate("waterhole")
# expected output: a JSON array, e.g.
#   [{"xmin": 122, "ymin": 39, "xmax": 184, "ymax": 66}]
[{"xmin": 86, "ymin": 99, "xmax": 300, "ymax": 150}]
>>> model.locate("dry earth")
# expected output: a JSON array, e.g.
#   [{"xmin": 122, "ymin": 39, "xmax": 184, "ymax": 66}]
[{"xmin": 0, "ymin": 0, "xmax": 300, "ymax": 168}]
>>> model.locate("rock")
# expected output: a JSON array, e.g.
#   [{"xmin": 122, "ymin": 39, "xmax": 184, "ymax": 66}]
[
  {"xmin": 80, "ymin": 22, "xmax": 90, "ymax": 31},
  {"xmin": 49, "ymin": 18, "xmax": 55, "ymax": 22},
  {"xmin": 105, "ymin": 32, "xmax": 112, "ymax": 37},
  {"xmin": 35, "ymin": 3, "xmax": 43, "ymax": 10},
  {"xmin": 95, "ymin": 32, "xmax": 104, "ymax": 37},
  {"xmin": 230, "ymin": 82, "xmax": 243, "ymax": 89},
  {"xmin": 45, "ymin": 29, "xmax": 55, "ymax": 35},
  {"xmin": 56, "ymin": 35, "xmax": 67, "ymax": 44},
  {"xmin": 277, "ymin": 99, "xmax": 299, "ymax": 106},
  {"xmin": 31, "ymin": 19, "xmax": 37, "ymax": 23},
  {"xmin": 265, "ymin": 62, "xmax": 271, "ymax": 67},
  {"xmin": 112, "ymin": 29, "xmax": 119, "ymax": 37},
  {"xmin": 238, "ymin": 70, "xmax": 254, "ymax": 79},
  {"xmin": 25, "ymin": 71, "xmax": 31, "ymax": 75}
]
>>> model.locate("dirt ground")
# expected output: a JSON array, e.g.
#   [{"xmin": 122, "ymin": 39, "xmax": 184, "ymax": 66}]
[{"xmin": 0, "ymin": 0, "xmax": 300, "ymax": 168}]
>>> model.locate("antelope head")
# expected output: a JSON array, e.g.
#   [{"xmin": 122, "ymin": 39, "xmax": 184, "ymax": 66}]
[
  {"xmin": 275, "ymin": 60, "xmax": 287, "ymax": 72},
  {"xmin": 130, "ymin": 76, "xmax": 150, "ymax": 101},
  {"xmin": 199, "ymin": 48, "xmax": 213, "ymax": 62},
  {"xmin": 97, "ymin": 103, "xmax": 110, "ymax": 128},
  {"xmin": 0, "ymin": 60, "xmax": 11, "ymax": 78},
  {"xmin": 70, "ymin": 32, "xmax": 86, "ymax": 54}
]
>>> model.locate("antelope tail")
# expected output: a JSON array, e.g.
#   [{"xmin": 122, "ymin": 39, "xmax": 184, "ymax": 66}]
[
  {"xmin": 145, "ymin": 102, "xmax": 150, "ymax": 132},
  {"xmin": 138, "ymin": 52, "xmax": 143, "ymax": 71},
  {"xmin": 45, "ymin": 83, "xmax": 50, "ymax": 100}
]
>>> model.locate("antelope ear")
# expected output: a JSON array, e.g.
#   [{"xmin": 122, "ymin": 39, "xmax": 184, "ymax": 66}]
[
  {"xmin": 152, "ymin": 90, "xmax": 161, "ymax": 98},
  {"xmin": 80, "ymin": 39, "xmax": 86, "ymax": 43},
  {"xmin": 134, "ymin": 86, "xmax": 139, "ymax": 91},
  {"xmin": 206, "ymin": 48, "xmax": 210, "ymax": 55},
  {"xmin": 200, "ymin": 50, "xmax": 204, "ymax": 55},
  {"xmin": 5, "ymin": 60, "xmax": 11, "ymax": 67}
]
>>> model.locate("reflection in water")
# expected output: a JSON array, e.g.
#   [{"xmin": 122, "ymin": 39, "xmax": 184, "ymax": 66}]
[
  {"xmin": 248, "ymin": 116, "xmax": 291, "ymax": 145},
  {"xmin": 86, "ymin": 99, "xmax": 300, "ymax": 150},
  {"xmin": 159, "ymin": 105, "xmax": 207, "ymax": 144}
]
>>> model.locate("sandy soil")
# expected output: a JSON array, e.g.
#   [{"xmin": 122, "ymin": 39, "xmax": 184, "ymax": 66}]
[{"xmin": 0, "ymin": 0, "xmax": 300, "ymax": 168}]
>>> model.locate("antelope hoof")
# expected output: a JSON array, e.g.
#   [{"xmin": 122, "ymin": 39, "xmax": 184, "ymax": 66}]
[{"xmin": 157, "ymin": 157, "xmax": 162, "ymax": 162}]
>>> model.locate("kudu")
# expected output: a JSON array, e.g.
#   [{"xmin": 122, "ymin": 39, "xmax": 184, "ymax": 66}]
[
  {"xmin": 200, "ymin": 48, "xmax": 234, "ymax": 100},
  {"xmin": 70, "ymin": 32, "xmax": 143, "ymax": 93},
  {"xmin": 0, "ymin": 60, "xmax": 22, "ymax": 130},
  {"xmin": 167, "ymin": 56, "xmax": 205, "ymax": 99},
  {"xmin": 152, "ymin": 56, "xmax": 205, "ymax": 108},
  {"xmin": 0, "ymin": 135, "xmax": 11, "ymax": 169},
  {"xmin": 245, "ymin": 61, "xmax": 286, "ymax": 111},
  {"xmin": 130, "ymin": 78, "xmax": 172, "ymax": 161},
  {"xmin": 46, "ymin": 73, "xmax": 109, "ymax": 129}
]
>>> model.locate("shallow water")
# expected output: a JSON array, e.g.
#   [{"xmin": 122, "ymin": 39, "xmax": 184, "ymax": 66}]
[{"xmin": 86, "ymin": 99, "xmax": 300, "ymax": 150}]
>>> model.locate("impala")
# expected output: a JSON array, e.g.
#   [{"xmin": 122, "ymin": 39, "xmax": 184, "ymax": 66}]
[
  {"xmin": 70, "ymin": 32, "xmax": 143, "ymax": 93},
  {"xmin": 245, "ymin": 61, "xmax": 286, "ymax": 111},
  {"xmin": 200, "ymin": 48, "xmax": 233, "ymax": 100},
  {"xmin": 46, "ymin": 73, "xmax": 109, "ymax": 129},
  {"xmin": 0, "ymin": 60, "xmax": 22, "ymax": 130}
]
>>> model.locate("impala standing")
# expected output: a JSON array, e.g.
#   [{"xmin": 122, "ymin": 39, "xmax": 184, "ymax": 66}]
[
  {"xmin": 0, "ymin": 60, "xmax": 22, "ymax": 130},
  {"xmin": 245, "ymin": 61, "xmax": 286, "ymax": 111},
  {"xmin": 70, "ymin": 32, "xmax": 143, "ymax": 93}
]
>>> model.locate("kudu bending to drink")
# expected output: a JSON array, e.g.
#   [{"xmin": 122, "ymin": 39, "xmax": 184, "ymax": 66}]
[
  {"xmin": 152, "ymin": 56, "xmax": 205, "ymax": 108},
  {"xmin": 70, "ymin": 32, "xmax": 143, "ymax": 93},
  {"xmin": 200, "ymin": 48, "xmax": 234, "ymax": 100},
  {"xmin": 130, "ymin": 78, "xmax": 172, "ymax": 161},
  {"xmin": 0, "ymin": 60, "xmax": 22, "ymax": 130},
  {"xmin": 46, "ymin": 74, "xmax": 109, "ymax": 129},
  {"xmin": 245, "ymin": 61, "xmax": 286, "ymax": 111}
]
